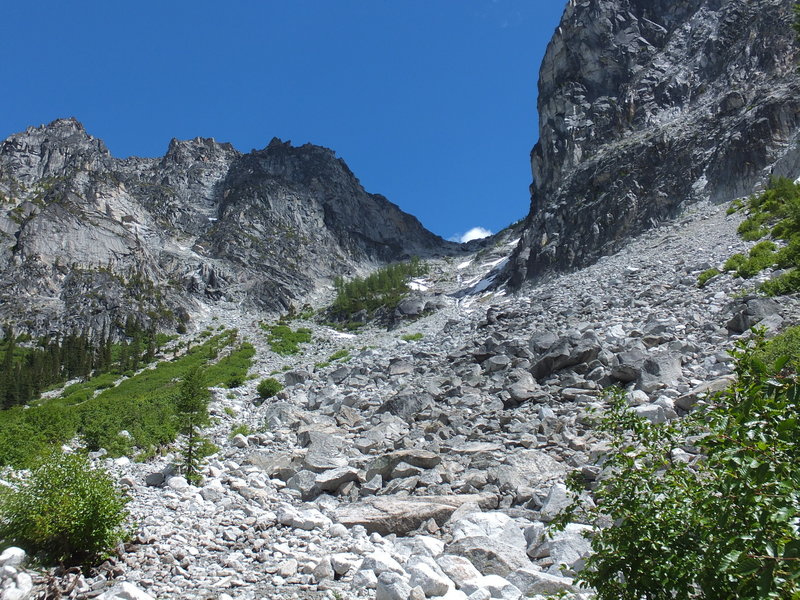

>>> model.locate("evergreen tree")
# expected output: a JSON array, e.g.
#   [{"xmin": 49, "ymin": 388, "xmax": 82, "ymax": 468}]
[
  {"xmin": 1, "ymin": 328, "xmax": 16, "ymax": 409},
  {"xmin": 175, "ymin": 367, "xmax": 210, "ymax": 485}
]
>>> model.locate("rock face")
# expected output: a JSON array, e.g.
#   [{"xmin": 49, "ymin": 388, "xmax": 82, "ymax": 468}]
[
  {"xmin": 508, "ymin": 0, "xmax": 800, "ymax": 286},
  {"xmin": 0, "ymin": 119, "xmax": 453, "ymax": 335}
]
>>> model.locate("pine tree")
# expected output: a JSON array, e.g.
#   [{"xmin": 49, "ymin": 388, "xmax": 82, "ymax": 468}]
[
  {"xmin": 175, "ymin": 367, "xmax": 210, "ymax": 485},
  {"xmin": 1, "ymin": 328, "xmax": 16, "ymax": 409}
]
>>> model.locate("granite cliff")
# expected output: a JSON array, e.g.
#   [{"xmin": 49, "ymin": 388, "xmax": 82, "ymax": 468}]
[
  {"xmin": 0, "ymin": 119, "xmax": 453, "ymax": 335},
  {"xmin": 507, "ymin": 0, "xmax": 800, "ymax": 286}
]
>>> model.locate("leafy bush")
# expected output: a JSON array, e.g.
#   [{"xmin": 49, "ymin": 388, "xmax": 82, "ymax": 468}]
[
  {"xmin": 0, "ymin": 452, "xmax": 129, "ymax": 565},
  {"xmin": 724, "ymin": 177, "xmax": 800, "ymax": 294},
  {"xmin": 328, "ymin": 349, "xmax": 350, "ymax": 361},
  {"xmin": 556, "ymin": 333, "xmax": 800, "ymax": 599},
  {"xmin": 262, "ymin": 324, "xmax": 312, "ymax": 355},
  {"xmin": 229, "ymin": 423, "xmax": 253, "ymax": 438},
  {"xmin": 401, "ymin": 333, "xmax": 425, "ymax": 341},
  {"xmin": 257, "ymin": 377, "xmax": 283, "ymax": 399},
  {"xmin": 755, "ymin": 324, "xmax": 800, "ymax": 374},
  {"xmin": 697, "ymin": 268, "xmax": 721, "ymax": 287},
  {"xmin": 760, "ymin": 269, "xmax": 800, "ymax": 297}
]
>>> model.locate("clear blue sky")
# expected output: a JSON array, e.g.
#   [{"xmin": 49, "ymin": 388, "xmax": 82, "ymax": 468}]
[{"xmin": 0, "ymin": 1, "xmax": 565, "ymax": 241}]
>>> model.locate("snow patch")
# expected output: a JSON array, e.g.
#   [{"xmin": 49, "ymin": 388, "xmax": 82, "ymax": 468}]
[{"xmin": 456, "ymin": 260, "xmax": 473, "ymax": 270}]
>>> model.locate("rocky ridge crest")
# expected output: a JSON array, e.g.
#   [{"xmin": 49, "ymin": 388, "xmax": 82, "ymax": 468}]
[{"xmin": 0, "ymin": 119, "xmax": 454, "ymax": 336}]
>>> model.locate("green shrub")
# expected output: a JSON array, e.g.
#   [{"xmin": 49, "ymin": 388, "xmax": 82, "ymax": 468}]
[
  {"xmin": 754, "ymin": 324, "xmax": 800, "ymax": 373},
  {"xmin": 328, "ymin": 349, "xmax": 350, "ymax": 361},
  {"xmin": 229, "ymin": 423, "xmax": 253, "ymax": 438},
  {"xmin": 724, "ymin": 253, "xmax": 748, "ymax": 273},
  {"xmin": 401, "ymin": 332, "xmax": 425, "ymax": 341},
  {"xmin": 226, "ymin": 375, "xmax": 244, "ymax": 388},
  {"xmin": 722, "ymin": 178, "xmax": 800, "ymax": 292},
  {"xmin": 759, "ymin": 269, "xmax": 800, "ymax": 296},
  {"xmin": 697, "ymin": 268, "xmax": 721, "ymax": 287},
  {"xmin": 262, "ymin": 324, "xmax": 312, "ymax": 355},
  {"xmin": 556, "ymin": 333, "xmax": 800, "ymax": 599},
  {"xmin": 0, "ymin": 452, "xmax": 129, "ymax": 565},
  {"xmin": 257, "ymin": 378, "xmax": 283, "ymax": 399}
]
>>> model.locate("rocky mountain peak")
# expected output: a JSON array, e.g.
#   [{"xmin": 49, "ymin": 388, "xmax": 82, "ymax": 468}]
[
  {"xmin": 508, "ymin": 0, "xmax": 800, "ymax": 286},
  {"xmin": 1, "ymin": 117, "xmax": 110, "ymax": 186},
  {"xmin": 163, "ymin": 136, "xmax": 239, "ymax": 165},
  {"xmin": 0, "ymin": 121, "xmax": 454, "ymax": 335}
]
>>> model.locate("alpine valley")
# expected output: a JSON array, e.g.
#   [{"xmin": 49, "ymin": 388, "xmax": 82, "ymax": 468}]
[{"xmin": 0, "ymin": 1, "xmax": 798, "ymax": 599}]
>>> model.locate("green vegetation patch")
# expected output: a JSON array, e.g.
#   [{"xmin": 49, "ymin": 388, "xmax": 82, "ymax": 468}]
[
  {"xmin": 331, "ymin": 258, "xmax": 428, "ymax": 321},
  {"xmin": 725, "ymin": 177, "xmax": 800, "ymax": 295},
  {"xmin": 257, "ymin": 377, "xmax": 283, "ymax": 399},
  {"xmin": 401, "ymin": 332, "xmax": 424, "ymax": 342},
  {"xmin": 229, "ymin": 423, "xmax": 253, "ymax": 439},
  {"xmin": 555, "ymin": 333, "xmax": 800, "ymax": 598},
  {"xmin": 261, "ymin": 323, "xmax": 312, "ymax": 355},
  {"xmin": 0, "ymin": 330, "xmax": 254, "ymax": 468},
  {"xmin": 755, "ymin": 324, "xmax": 800, "ymax": 374},
  {"xmin": 328, "ymin": 349, "xmax": 350, "ymax": 361},
  {"xmin": 0, "ymin": 451, "xmax": 130, "ymax": 566}
]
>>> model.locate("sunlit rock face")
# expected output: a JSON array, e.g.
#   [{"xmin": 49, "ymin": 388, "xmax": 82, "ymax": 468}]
[
  {"xmin": 0, "ymin": 119, "xmax": 453, "ymax": 335},
  {"xmin": 508, "ymin": 0, "xmax": 800, "ymax": 286}
]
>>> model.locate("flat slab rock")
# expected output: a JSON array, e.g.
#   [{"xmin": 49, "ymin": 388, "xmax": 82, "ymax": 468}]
[{"xmin": 336, "ymin": 494, "xmax": 498, "ymax": 536}]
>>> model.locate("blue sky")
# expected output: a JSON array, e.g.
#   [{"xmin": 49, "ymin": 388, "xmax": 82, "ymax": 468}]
[{"xmin": 0, "ymin": 1, "xmax": 565, "ymax": 241}]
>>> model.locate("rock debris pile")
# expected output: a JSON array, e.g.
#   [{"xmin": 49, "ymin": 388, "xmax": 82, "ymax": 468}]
[{"xmin": 5, "ymin": 202, "xmax": 796, "ymax": 600}]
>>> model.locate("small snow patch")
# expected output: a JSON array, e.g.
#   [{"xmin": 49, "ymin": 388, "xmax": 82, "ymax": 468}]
[
  {"xmin": 329, "ymin": 330, "xmax": 357, "ymax": 339},
  {"xmin": 408, "ymin": 279, "xmax": 430, "ymax": 291},
  {"xmin": 484, "ymin": 257, "xmax": 509, "ymax": 270},
  {"xmin": 456, "ymin": 260, "xmax": 473, "ymax": 270}
]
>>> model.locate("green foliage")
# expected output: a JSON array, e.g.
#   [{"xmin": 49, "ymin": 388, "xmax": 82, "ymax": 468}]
[
  {"xmin": 262, "ymin": 324, "xmax": 312, "ymax": 355},
  {"xmin": 556, "ymin": 333, "xmax": 800, "ymax": 599},
  {"xmin": 223, "ymin": 406, "xmax": 236, "ymax": 417},
  {"xmin": 723, "ymin": 177, "xmax": 800, "ymax": 294},
  {"xmin": 0, "ymin": 452, "xmax": 129, "ymax": 565},
  {"xmin": 760, "ymin": 269, "xmax": 800, "ymax": 297},
  {"xmin": 795, "ymin": 3, "xmax": 800, "ymax": 39},
  {"xmin": 328, "ymin": 349, "xmax": 350, "ymax": 361},
  {"xmin": 331, "ymin": 257, "xmax": 428, "ymax": 320},
  {"xmin": 175, "ymin": 367, "xmax": 210, "ymax": 485},
  {"xmin": 257, "ymin": 377, "xmax": 283, "ymax": 399},
  {"xmin": 401, "ymin": 332, "xmax": 425, "ymax": 341},
  {"xmin": 0, "ymin": 330, "xmax": 251, "ymax": 468},
  {"xmin": 755, "ymin": 324, "xmax": 800, "ymax": 374},
  {"xmin": 229, "ymin": 423, "xmax": 253, "ymax": 438}
]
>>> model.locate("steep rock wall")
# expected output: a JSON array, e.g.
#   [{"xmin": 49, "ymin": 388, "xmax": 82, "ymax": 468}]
[{"xmin": 508, "ymin": 0, "xmax": 800, "ymax": 286}]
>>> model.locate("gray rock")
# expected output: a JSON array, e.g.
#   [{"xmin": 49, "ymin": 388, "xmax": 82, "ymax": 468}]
[
  {"xmin": 376, "ymin": 572, "xmax": 413, "ymax": 600},
  {"xmin": 366, "ymin": 449, "xmax": 442, "ymax": 481},
  {"xmin": 336, "ymin": 494, "xmax": 497, "ymax": 536},
  {"xmin": 506, "ymin": 0, "xmax": 800, "ymax": 288},
  {"xmin": 0, "ymin": 547, "xmax": 25, "ymax": 568},
  {"xmin": 507, "ymin": 569, "xmax": 577, "ymax": 597},
  {"xmin": 315, "ymin": 466, "xmax": 360, "ymax": 493},
  {"xmin": 461, "ymin": 575, "xmax": 522, "ymax": 600},
  {"xmin": 286, "ymin": 470, "xmax": 320, "ymax": 500},
  {"xmin": 638, "ymin": 352, "xmax": 683, "ymax": 393},
  {"xmin": 446, "ymin": 536, "xmax": 531, "ymax": 577},
  {"xmin": 96, "ymin": 582, "xmax": 156, "ymax": 600}
]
